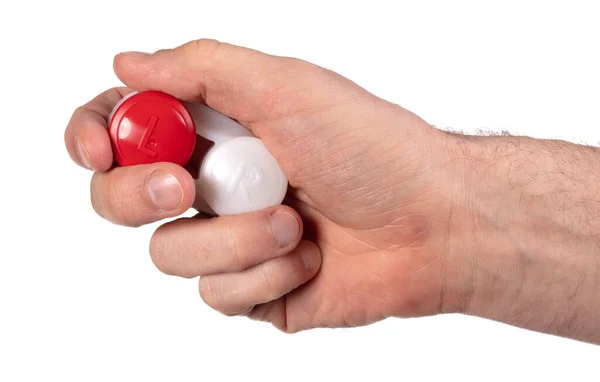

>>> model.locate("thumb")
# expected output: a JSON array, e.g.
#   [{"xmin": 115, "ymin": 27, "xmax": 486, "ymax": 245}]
[{"xmin": 113, "ymin": 39, "xmax": 355, "ymax": 127}]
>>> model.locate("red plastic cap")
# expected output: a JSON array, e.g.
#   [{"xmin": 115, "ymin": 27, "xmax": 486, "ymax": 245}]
[{"xmin": 108, "ymin": 91, "xmax": 196, "ymax": 167}]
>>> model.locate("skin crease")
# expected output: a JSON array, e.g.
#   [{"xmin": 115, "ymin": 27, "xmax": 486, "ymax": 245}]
[{"xmin": 64, "ymin": 39, "xmax": 600, "ymax": 344}]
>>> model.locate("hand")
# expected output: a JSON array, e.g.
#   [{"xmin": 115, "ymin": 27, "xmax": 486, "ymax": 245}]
[
  {"xmin": 64, "ymin": 39, "xmax": 460, "ymax": 330},
  {"xmin": 65, "ymin": 39, "xmax": 600, "ymax": 343}
]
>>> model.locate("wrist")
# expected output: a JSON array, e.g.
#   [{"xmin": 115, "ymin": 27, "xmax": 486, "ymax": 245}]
[{"xmin": 439, "ymin": 132, "xmax": 600, "ymax": 343}]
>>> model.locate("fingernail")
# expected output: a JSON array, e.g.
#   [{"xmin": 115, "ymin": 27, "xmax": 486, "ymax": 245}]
[
  {"xmin": 121, "ymin": 51, "xmax": 149, "ymax": 60},
  {"xmin": 75, "ymin": 137, "xmax": 91, "ymax": 170},
  {"xmin": 302, "ymin": 250, "xmax": 320, "ymax": 272},
  {"xmin": 147, "ymin": 171, "xmax": 183, "ymax": 211},
  {"xmin": 270, "ymin": 210, "xmax": 299, "ymax": 247}
]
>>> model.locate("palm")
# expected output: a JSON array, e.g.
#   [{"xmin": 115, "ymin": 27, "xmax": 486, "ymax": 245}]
[{"xmin": 244, "ymin": 95, "xmax": 450, "ymax": 331}]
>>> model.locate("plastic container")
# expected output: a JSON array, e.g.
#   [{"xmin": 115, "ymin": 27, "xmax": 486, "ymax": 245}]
[{"xmin": 108, "ymin": 90, "xmax": 288, "ymax": 216}]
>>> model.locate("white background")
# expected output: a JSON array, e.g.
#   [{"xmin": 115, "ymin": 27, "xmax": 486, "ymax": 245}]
[{"xmin": 1, "ymin": 1, "xmax": 599, "ymax": 381}]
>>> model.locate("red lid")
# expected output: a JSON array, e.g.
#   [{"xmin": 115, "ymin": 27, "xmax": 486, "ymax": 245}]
[{"xmin": 108, "ymin": 91, "xmax": 196, "ymax": 167}]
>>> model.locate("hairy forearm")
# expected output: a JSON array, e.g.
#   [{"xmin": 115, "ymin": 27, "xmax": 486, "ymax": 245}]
[{"xmin": 446, "ymin": 133, "xmax": 600, "ymax": 344}]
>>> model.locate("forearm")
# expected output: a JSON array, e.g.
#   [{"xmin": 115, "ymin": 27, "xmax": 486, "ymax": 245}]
[{"xmin": 446, "ymin": 133, "xmax": 600, "ymax": 344}]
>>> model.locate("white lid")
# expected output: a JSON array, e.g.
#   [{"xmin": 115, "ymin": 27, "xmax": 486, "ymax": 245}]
[
  {"xmin": 197, "ymin": 136, "xmax": 288, "ymax": 216},
  {"xmin": 184, "ymin": 101, "xmax": 288, "ymax": 215}
]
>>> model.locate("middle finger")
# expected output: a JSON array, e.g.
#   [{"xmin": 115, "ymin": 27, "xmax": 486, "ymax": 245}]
[{"xmin": 149, "ymin": 205, "xmax": 303, "ymax": 278}]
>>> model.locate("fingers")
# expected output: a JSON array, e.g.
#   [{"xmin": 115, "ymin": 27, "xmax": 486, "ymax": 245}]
[
  {"xmin": 112, "ymin": 39, "xmax": 348, "ymax": 125},
  {"xmin": 65, "ymin": 87, "xmax": 135, "ymax": 172},
  {"xmin": 149, "ymin": 204, "xmax": 319, "ymax": 318},
  {"xmin": 149, "ymin": 206, "xmax": 303, "ymax": 278},
  {"xmin": 198, "ymin": 240, "xmax": 321, "ymax": 316},
  {"xmin": 90, "ymin": 162, "xmax": 195, "ymax": 227}
]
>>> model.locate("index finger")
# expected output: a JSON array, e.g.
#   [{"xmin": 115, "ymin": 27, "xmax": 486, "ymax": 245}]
[{"xmin": 64, "ymin": 87, "xmax": 135, "ymax": 172}]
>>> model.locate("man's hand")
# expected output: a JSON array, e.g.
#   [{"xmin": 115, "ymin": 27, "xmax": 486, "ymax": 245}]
[{"xmin": 64, "ymin": 39, "xmax": 599, "ymax": 344}]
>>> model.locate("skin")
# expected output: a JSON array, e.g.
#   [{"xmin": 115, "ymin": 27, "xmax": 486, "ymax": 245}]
[{"xmin": 64, "ymin": 39, "xmax": 600, "ymax": 345}]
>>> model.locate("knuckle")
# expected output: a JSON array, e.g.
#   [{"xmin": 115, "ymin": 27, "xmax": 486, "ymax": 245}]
[
  {"xmin": 106, "ymin": 181, "xmax": 138, "ymax": 227},
  {"xmin": 91, "ymin": 173, "xmax": 140, "ymax": 227},
  {"xmin": 150, "ymin": 221, "xmax": 197, "ymax": 279},
  {"xmin": 199, "ymin": 277, "xmax": 249, "ymax": 317},
  {"xmin": 181, "ymin": 39, "xmax": 225, "ymax": 101},
  {"xmin": 90, "ymin": 174, "xmax": 105, "ymax": 216},
  {"xmin": 256, "ymin": 262, "xmax": 282, "ymax": 302},
  {"xmin": 149, "ymin": 228, "xmax": 172, "ymax": 275},
  {"xmin": 187, "ymin": 38, "xmax": 224, "ymax": 62},
  {"xmin": 72, "ymin": 105, "xmax": 86, "ymax": 119},
  {"xmin": 198, "ymin": 277, "xmax": 226, "ymax": 312},
  {"xmin": 223, "ymin": 226, "xmax": 244, "ymax": 270},
  {"xmin": 152, "ymin": 48, "xmax": 172, "ymax": 56}
]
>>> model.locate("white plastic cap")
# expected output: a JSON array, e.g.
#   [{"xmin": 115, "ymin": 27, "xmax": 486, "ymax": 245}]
[
  {"xmin": 184, "ymin": 102, "xmax": 288, "ymax": 216},
  {"xmin": 198, "ymin": 136, "xmax": 288, "ymax": 215}
]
